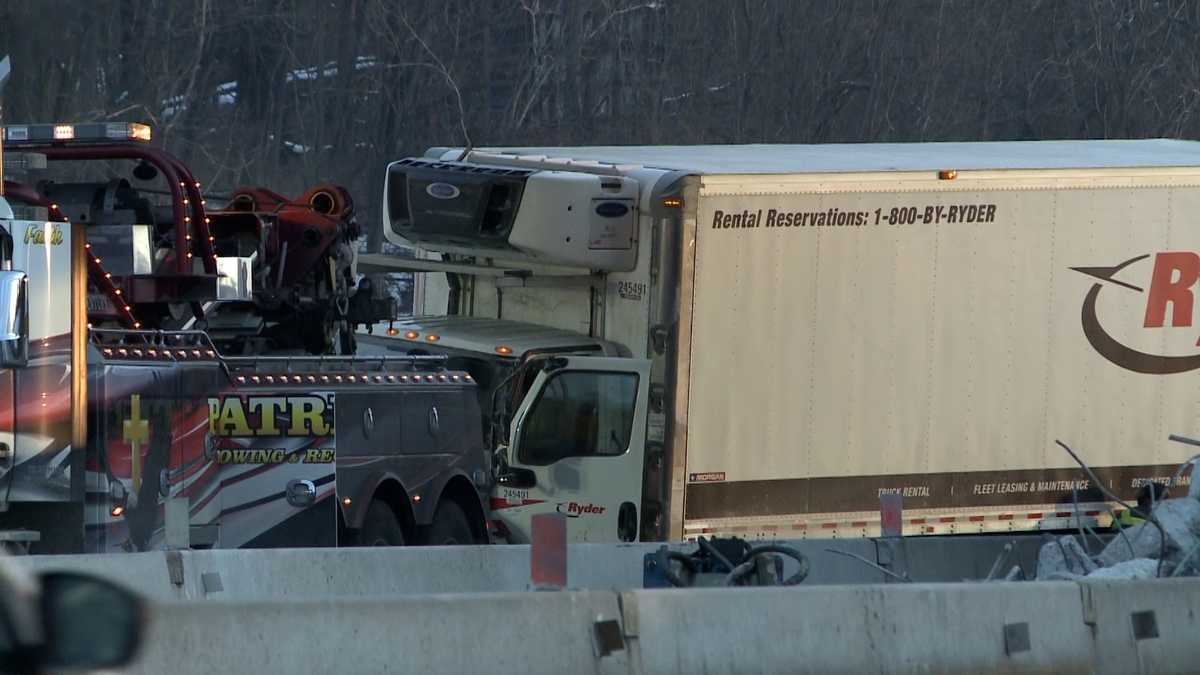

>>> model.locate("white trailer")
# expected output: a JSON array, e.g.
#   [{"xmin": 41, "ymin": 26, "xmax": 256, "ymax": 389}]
[{"xmin": 359, "ymin": 140, "xmax": 1200, "ymax": 542}]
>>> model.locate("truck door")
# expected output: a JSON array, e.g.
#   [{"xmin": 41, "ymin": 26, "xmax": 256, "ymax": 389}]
[{"xmin": 493, "ymin": 356, "xmax": 649, "ymax": 543}]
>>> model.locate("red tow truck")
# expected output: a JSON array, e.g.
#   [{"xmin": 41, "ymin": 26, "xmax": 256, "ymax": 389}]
[{"xmin": 0, "ymin": 119, "xmax": 490, "ymax": 553}]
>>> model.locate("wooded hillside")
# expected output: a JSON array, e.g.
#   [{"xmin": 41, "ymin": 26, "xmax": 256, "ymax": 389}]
[{"xmin": 3, "ymin": 0, "xmax": 1198, "ymax": 235}]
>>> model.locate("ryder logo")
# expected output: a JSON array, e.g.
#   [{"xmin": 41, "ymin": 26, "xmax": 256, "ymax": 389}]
[
  {"xmin": 1074, "ymin": 252, "xmax": 1200, "ymax": 374},
  {"xmin": 555, "ymin": 502, "xmax": 606, "ymax": 518}
]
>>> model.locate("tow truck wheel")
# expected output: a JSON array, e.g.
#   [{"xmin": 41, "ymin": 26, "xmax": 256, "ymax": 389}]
[
  {"xmin": 354, "ymin": 499, "xmax": 406, "ymax": 547},
  {"xmin": 426, "ymin": 500, "xmax": 475, "ymax": 546}
]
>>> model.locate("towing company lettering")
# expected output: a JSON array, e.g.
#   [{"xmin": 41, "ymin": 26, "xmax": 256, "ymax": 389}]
[
  {"xmin": 1075, "ymin": 252, "xmax": 1200, "ymax": 374},
  {"xmin": 215, "ymin": 447, "xmax": 334, "ymax": 465},
  {"xmin": 23, "ymin": 223, "xmax": 64, "ymax": 246},
  {"xmin": 207, "ymin": 395, "xmax": 333, "ymax": 437}
]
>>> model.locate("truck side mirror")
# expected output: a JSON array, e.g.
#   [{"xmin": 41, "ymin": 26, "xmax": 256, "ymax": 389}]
[
  {"xmin": 0, "ymin": 270, "xmax": 28, "ymax": 368},
  {"xmin": 497, "ymin": 466, "xmax": 537, "ymax": 489},
  {"xmin": 38, "ymin": 571, "xmax": 145, "ymax": 670}
]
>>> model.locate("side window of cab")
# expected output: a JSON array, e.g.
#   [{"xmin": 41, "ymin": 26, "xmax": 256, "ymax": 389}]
[{"xmin": 517, "ymin": 370, "xmax": 638, "ymax": 466}]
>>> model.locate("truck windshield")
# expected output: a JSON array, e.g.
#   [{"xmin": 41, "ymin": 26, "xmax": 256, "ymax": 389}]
[{"xmin": 518, "ymin": 371, "xmax": 637, "ymax": 466}]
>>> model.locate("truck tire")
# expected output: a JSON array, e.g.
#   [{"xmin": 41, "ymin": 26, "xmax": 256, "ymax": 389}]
[
  {"xmin": 426, "ymin": 500, "xmax": 475, "ymax": 546},
  {"xmin": 353, "ymin": 500, "xmax": 406, "ymax": 546}
]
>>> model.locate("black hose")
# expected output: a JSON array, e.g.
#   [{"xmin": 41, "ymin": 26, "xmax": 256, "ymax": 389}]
[
  {"xmin": 657, "ymin": 548, "xmax": 699, "ymax": 588},
  {"xmin": 724, "ymin": 545, "xmax": 811, "ymax": 586},
  {"xmin": 697, "ymin": 536, "xmax": 737, "ymax": 573}
]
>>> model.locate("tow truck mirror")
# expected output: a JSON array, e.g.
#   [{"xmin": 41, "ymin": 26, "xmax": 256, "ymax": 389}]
[
  {"xmin": 0, "ymin": 270, "xmax": 28, "ymax": 368},
  {"xmin": 38, "ymin": 571, "xmax": 145, "ymax": 670},
  {"xmin": 497, "ymin": 466, "xmax": 537, "ymax": 489}
]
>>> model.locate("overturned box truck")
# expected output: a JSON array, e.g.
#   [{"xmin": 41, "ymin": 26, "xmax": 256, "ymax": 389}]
[{"xmin": 358, "ymin": 141, "xmax": 1200, "ymax": 543}]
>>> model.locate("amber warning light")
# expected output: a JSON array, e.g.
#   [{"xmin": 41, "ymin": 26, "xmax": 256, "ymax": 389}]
[{"xmin": 4, "ymin": 122, "xmax": 153, "ymax": 146}]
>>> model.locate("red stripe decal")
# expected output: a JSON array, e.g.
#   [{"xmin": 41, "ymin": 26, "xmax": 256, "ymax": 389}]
[
  {"xmin": 1027, "ymin": 513, "xmax": 1043, "ymax": 519},
  {"xmin": 488, "ymin": 497, "xmax": 545, "ymax": 511},
  {"xmin": 968, "ymin": 516, "xmax": 985, "ymax": 522},
  {"xmin": 939, "ymin": 516, "xmax": 956, "ymax": 523},
  {"xmin": 910, "ymin": 518, "xmax": 926, "ymax": 525},
  {"xmin": 998, "ymin": 514, "xmax": 1014, "ymax": 521}
]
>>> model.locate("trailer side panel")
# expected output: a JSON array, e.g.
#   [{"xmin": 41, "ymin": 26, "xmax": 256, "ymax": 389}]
[{"xmin": 682, "ymin": 172, "xmax": 1200, "ymax": 536}]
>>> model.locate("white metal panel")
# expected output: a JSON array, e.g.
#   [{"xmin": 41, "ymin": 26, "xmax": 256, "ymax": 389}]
[
  {"xmin": 599, "ymin": 212, "xmax": 655, "ymax": 359},
  {"xmin": 474, "ymin": 283, "xmax": 592, "ymax": 337},
  {"xmin": 10, "ymin": 219, "xmax": 71, "ymax": 340},
  {"xmin": 685, "ymin": 177, "xmax": 1200, "ymax": 490}
]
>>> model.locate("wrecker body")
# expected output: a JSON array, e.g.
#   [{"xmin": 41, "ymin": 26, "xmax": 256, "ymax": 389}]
[{"xmin": 0, "ymin": 118, "xmax": 490, "ymax": 553}]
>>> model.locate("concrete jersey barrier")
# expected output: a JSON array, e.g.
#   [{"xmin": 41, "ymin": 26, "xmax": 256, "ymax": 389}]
[
  {"xmin": 12, "ymin": 536, "xmax": 1040, "ymax": 600},
  {"xmin": 119, "ymin": 579, "xmax": 1200, "ymax": 674}
]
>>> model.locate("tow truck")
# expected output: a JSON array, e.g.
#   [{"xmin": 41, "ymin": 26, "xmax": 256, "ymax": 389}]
[{"xmin": 0, "ymin": 103, "xmax": 491, "ymax": 552}]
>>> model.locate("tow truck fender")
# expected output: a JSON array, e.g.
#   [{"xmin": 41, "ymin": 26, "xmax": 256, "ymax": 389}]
[
  {"xmin": 339, "ymin": 470, "xmax": 414, "ymax": 532},
  {"xmin": 338, "ymin": 467, "xmax": 482, "ymax": 532}
]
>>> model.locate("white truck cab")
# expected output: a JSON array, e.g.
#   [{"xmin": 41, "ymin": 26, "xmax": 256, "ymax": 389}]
[{"xmin": 358, "ymin": 318, "xmax": 649, "ymax": 543}]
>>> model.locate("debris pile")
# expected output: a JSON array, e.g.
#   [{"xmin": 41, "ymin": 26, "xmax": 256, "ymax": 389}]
[
  {"xmin": 1033, "ymin": 497, "xmax": 1200, "ymax": 581},
  {"xmin": 1025, "ymin": 439, "xmax": 1200, "ymax": 581}
]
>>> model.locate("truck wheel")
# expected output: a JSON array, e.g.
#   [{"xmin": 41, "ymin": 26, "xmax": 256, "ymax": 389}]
[
  {"xmin": 354, "ymin": 500, "xmax": 406, "ymax": 547},
  {"xmin": 427, "ymin": 500, "xmax": 475, "ymax": 546}
]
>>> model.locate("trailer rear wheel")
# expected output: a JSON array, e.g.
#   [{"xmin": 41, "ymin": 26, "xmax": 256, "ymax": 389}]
[
  {"xmin": 427, "ymin": 500, "xmax": 474, "ymax": 546},
  {"xmin": 354, "ymin": 500, "xmax": 406, "ymax": 547}
]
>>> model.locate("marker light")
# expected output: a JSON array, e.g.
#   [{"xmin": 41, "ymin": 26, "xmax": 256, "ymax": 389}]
[
  {"xmin": 938, "ymin": 169, "xmax": 958, "ymax": 180},
  {"xmin": 662, "ymin": 196, "xmax": 684, "ymax": 208},
  {"xmin": 53, "ymin": 125, "xmax": 75, "ymax": 140},
  {"xmin": 495, "ymin": 345, "xmax": 513, "ymax": 355},
  {"xmin": 425, "ymin": 334, "xmax": 440, "ymax": 342},
  {"xmin": 342, "ymin": 497, "xmax": 352, "ymax": 507},
  {"xmin": 110, "ymin": 505, "xmax": 125, "ymax": 517},
  {"xmin": 127, "ymin": 123, "xmax": 153, "ymax": 142},
  {"xmin": 387, "ymin": 327, "xmax": 400, "ymax": 336},
  {"xmin": 403, "ymin": 330, "xmax": 420, "ymax": 340}
]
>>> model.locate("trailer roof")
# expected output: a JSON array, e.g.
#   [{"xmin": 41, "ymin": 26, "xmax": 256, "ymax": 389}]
[{"xmin": 478, "ymin": 139, "xmax": 1200, "ymax": 174}]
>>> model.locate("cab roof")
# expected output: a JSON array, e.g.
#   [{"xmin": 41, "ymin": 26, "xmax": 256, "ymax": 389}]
[{"xmin": 358, "ymin": 317, "xmax": 622, "ymax": 359}]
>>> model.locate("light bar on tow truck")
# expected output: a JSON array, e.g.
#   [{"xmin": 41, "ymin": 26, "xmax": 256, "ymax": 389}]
[{"xmin": 2, "ymin": 122, "xmax": 152, "ymax": 146}]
